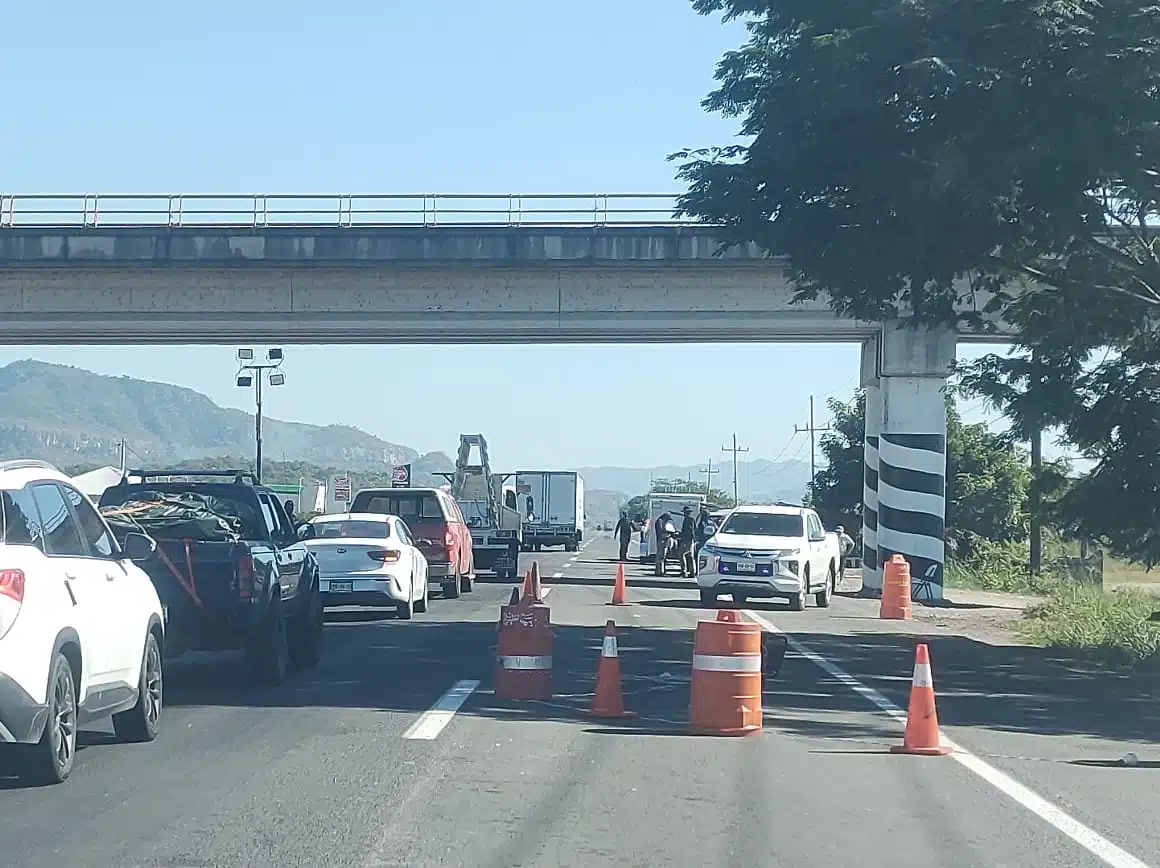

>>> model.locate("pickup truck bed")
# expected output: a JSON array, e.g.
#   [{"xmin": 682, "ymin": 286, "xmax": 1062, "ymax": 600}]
[{"xmin": 99, "ymin": 474, "xmax": 325, "ymax": 686}]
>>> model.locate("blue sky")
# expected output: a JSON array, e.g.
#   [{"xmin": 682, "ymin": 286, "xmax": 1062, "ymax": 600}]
[{"xmin": 1, "ymin": 0, "xmax": 1013, "ymax": 469}]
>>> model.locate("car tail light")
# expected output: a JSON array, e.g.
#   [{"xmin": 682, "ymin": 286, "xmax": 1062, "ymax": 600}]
[
  {"xmin": 236, "ymin": 552, "xmax": 255, "ymax": 599},
  {"xmin": 0, "ymin": 569, "xmax": 25, "ymax": 603},
  {"xmin": 368, "ymin": 549, "xmax": 401, "ymax": 563},
  {"xmin": 444, "ymin": 531, "xmax": 456, "ymax": 550}
]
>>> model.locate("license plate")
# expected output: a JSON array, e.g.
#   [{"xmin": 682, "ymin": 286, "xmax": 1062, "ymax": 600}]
[
  {"xmin": 329, "ymin": 581, "xmax": 353, "ymax": 593},
  {"xmin": 736, "ymin": 561, "xmax": 756, "ymax": 573}
]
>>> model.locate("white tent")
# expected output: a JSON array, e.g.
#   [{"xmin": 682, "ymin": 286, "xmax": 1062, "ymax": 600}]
[{"xmin": 72, "ymin": 465, "xmax": 124, "ymax": 500}]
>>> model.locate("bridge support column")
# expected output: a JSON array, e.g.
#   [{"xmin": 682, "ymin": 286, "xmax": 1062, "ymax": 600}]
[
  {"xmin": 874, "ymin": 322, "xmax": 956, "ymax": 601},
  {"xmin": 860, "ymin": 338, "xmax": 882, "ymax": 595}
]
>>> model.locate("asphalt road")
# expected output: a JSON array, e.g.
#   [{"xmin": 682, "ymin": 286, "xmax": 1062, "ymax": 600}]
[{"xmin": 0, "ymin": 534, "xmax": 1156, "ymax": 868}]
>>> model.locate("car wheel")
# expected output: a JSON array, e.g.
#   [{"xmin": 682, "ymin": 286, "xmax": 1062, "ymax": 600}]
[
  {"xmin": 443, "ymin": 569, "xmax": 461, "ymax": 599},
  {"xmin": 25, "ymin": 652, "xmax": 77, "ymax": 785},
  {"xmin": 699, "ymin": 589, "xmax": 717, "ymax": 608},
  {"xmin": 461, "ymin": 565, "xmax": 474, "ymax": 593},
  {"xmin": 248, "ymin": 596, "xmax": 289, "ymax": 686},
  {"xmin": 732, "ymin": 593, "xmax": 748, "ymax": 606},
  {"xmin": 815, "ymin": 567, "xmax": 835, "ymax": 608},
  {"xmin": 113, "ymin": 631, "xmax": 163, "ymax": 743},
  {"xmin": 788, "ymin": 584, "xmax": 807, "ymax": 611},
  {"xmin": 288, "ymin": 576, "xmax": 325, "ymax": 670},
  {"xmin": 397, "ymin": 590, "xmax": 414, "ymax": 620}
]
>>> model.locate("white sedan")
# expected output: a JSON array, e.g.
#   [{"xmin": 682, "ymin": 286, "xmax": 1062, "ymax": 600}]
[{"xmin": 303, "ymin": 513, "xmax": 429, "ymax": 619}]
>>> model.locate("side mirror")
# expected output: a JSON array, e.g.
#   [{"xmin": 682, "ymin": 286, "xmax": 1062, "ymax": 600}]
[{"xmin": 122, "ymin": 532, "xmax": 157, "ymax": 562}]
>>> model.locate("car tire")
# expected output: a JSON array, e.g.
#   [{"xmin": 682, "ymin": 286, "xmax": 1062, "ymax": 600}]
[
  {"xmin": 699, "ymin": 589, "xmax": 717, "ymax": 607},
  {"xmin": 248, "ymin": 595, "xmax": 290, "ymax": 686},
  {"xmin": 443, "ymin": 569, "xmax": 461, "ymax": 599},
  {"xmin": 461, "ymin": 566, "xmax": 473, "ymax": 593},
  {"xmin": 113, "ymin": 631, "xmax": 163, "ymax": 743},
  {"xmin": 788, "ymin": 584, "xmax": 807, "ymax": 611},
  {"xmin": 288, "ymin": 576, "xmax": 325, "ymax": 670},
  {"xmin": 24, "ymin": 652, "xmax": 77, "ymax": 786},
  {"xmin": 415, "ymin": 575, "xmax": 429, "ymax": 613},
  {"xmin": 815, "ymin": 566, "xmax": 835, "ymax": 608}
]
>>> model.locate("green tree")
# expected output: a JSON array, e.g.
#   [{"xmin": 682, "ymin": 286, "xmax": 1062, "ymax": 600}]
[
  {"xmin": 674, "ymin": 0, "xmax": 1160, "ymax": 565},
  {"xmin": 808, "ymin": 392, "xmax": 1031, "ymax": 553}
]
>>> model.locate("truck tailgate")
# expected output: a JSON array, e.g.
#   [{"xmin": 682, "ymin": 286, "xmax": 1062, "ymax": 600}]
[{"xmin": 145, "ymin": 538, "xmax": 245, "ymax": 623}]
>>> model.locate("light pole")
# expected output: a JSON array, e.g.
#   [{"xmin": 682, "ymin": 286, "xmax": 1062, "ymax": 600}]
[{"xmin": 235, "ymin": 347, "xmax": 285, "ymax": 484}]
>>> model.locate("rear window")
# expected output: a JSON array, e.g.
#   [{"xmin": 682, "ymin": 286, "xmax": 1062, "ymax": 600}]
[
  {"xmin": 719, "ymin": 512, "xmax": 804, "ymax": 538},
  {"xmin": 355, "ymin": 492, "xmax": 445, "ymax": 523},
  {"xmin": 307, "ymin": 519, "xmax": 390, "ymax": 539}
]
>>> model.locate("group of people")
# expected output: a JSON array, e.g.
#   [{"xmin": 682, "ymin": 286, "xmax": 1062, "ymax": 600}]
[{"xmin": 613, "ymin": 505, "xmax": 716, "ymax": 578}]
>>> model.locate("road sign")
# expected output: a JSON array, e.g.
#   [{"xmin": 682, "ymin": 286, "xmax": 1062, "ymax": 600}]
[
  {"xmin": 333, "ymin": 475, "xmax": 352, "ymax": 503},
  {"xmin": 391, "ymin": 464, "xmax": 411, "ymax": 488}
]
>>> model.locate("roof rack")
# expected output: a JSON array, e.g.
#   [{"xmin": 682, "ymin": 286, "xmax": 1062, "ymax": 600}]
[
  {"xmin": 120, "ymin": 469, "xmax": 258, "ymax": 486},
  {"xmin": 0, "ymin": 459, "xmax": 59, "ymax": 474}
]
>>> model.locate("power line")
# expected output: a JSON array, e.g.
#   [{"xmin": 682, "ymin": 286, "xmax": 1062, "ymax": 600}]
[
  {"xmin": 699, "ymin": 458, "xmax": 721, "ymax": 496},
  {"xmin": 794, "ymin": 395, "xmax": 831, "ymax": 495},
  {"xmin": 721, "ymin": 433, "xmax": 750, "ymax": 507}
]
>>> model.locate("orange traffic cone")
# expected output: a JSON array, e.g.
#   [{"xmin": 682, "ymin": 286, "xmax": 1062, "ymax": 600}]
[
  {"xmin": 890, "ymin": 643, "xmax": 952, "ymax": 756},
  {"xmin": 507, "ymin": 586, "xmax": 521, "ymax": 606},
  {"xmin": 529, "ymin": 560, "xmax": 544, "ymax": 603},
  {"xmin": 608, "ymin": 563, "xmax": 628, "ymax": 606},
  {"xmin": 585, "ymin": 620, "xmax": 637, "ymax": 719},
  {"xmin": 520, "ymin": 566, "xmax": 534, "ymax": 602}
]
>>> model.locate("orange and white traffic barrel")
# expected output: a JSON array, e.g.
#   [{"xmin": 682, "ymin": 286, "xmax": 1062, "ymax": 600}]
[
  {"xmin": 495, "ymin": 602, "xmax": 553, "ymax": 701},
  {"xmin": 689, "ymin": 609, "xmax": 762, "ymax": 736}
]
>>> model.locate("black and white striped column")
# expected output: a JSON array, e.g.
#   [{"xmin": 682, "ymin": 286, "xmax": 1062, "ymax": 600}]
[
  {"xmin": 861, "ymin": 384, "xmax": 882, "ymax": 594},
  {"xmin": 876, "ymin": 397, "xmax": 947, "ymax": 599}
]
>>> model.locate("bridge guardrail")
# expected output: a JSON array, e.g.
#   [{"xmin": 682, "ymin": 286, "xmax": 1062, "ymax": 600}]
[{"xmin": 0, "ymin": 193, "xmax": 690, "ymax": 229}]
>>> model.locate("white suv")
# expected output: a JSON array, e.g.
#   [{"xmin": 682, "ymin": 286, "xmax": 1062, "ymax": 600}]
[
  {"xmin": 0, "ymin": 460, "xmax": 165, "ymax": 785},
  {"xmin": 696, "ymin": 504, "xmax": 841, "ymax": 610}
]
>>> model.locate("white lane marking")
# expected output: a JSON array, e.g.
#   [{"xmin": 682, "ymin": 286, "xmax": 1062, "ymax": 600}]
[
  {"xmin": 743, "ymin": 610, "xmax": 1152, "ymax": 868},
  {"xmin": 402, "ymin": 679, "xmax": 480, "ymax": 741},
  {"xmin": 552, "ymin": 571, "xmax": 564, "ymax": 578}
]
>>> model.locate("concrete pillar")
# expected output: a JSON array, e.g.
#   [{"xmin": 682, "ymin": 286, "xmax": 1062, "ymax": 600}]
[
  {"xmin": 860, "ymin": 337, "xmax": 882, "ymax": 595},
  {"xmin": 875, "ymin": 322, "xmax": 956, "ymax": 601}
]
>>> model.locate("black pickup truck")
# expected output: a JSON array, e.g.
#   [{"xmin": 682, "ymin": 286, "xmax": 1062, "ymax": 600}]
[{"xmin": 98, "ymin": 470, "xmax": 324, "ymax": 686}]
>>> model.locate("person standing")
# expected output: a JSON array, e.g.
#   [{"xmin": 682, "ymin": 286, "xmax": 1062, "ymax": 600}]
[
  {"xmin": 614, "ymin": 511, "xmax": 633, "ymax": 562},
  {"xmin": 678, "ymin": 505, "xmax": 697, "ymax": 578}
]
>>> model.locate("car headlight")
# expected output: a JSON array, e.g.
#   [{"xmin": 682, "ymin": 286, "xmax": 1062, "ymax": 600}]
[{"xmin": 701, "ymin": 544, "xmax": 721, "ymax": 557}]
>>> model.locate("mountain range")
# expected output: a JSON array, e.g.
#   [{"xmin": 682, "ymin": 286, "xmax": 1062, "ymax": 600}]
[{"xmin": 0, "ymin": 360, "xmax": 812, "ymax": 519}]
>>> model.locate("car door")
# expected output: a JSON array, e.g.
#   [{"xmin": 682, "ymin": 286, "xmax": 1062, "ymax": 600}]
[
  {"xmin": 395, "ymin": 519, "xmax": 425, "ymax": 596},
  {"xmin": 257, "ymin": 492, "xmax": 300, "ymax": 601},
  {"xmin": 445, "ymin": 494, "xmax": 471, "ymax": 575},
  {"xmin": 60, "ymin": 482, "xmax": 143, "ymax": 684},
  {"xmin": 267, "ymin": 493, "xmax": 307, "ymax": 598},
  {"xmin": 805, "ymin": 512, "xmax": 828, "ymax": 580},
  {"xmin": 28, "ymin": 480, "xmax": 115, "ymax": 686}
]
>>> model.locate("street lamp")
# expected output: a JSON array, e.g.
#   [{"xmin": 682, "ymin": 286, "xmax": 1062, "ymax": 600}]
[{"xmin": 236, "ymin": 347, "xmax": 285, "ymax": 483}]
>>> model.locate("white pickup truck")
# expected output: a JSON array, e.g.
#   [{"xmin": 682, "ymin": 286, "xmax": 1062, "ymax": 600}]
[{"xmin": 695, "ymin": 503, "xmax": 841, "ymax": 611}]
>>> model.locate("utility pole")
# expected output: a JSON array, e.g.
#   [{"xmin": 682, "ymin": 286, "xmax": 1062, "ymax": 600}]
[
  {"xmin": 700, "ymin": 458, "xmax": 721, "ymax": 497},
  {"xmin": 721, "ymin": 434, "xmax": 749, "ymax": 507},
  {"xmin": 795, "ymin": 395, "xmax": 831, "ymax": 491}
]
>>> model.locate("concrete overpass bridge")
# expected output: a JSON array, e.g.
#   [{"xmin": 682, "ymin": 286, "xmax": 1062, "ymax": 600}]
[{"xmin": 0, "ymin": 191, "xmax": 1010, "ymax": 600}]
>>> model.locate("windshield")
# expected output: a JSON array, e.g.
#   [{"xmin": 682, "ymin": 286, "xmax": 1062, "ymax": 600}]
[
  {"xmin": 719, "ymin": 512, "xmax": 804, "ymax": 538},
  {"xmin": 307, "ymin": 519, "xmax": 389, "ymax": 539}
]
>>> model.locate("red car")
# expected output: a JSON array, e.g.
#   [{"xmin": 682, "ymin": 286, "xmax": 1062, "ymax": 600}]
[{"xmin": 349, "ymin": 487, "xmax": 474, "ymax": 598}]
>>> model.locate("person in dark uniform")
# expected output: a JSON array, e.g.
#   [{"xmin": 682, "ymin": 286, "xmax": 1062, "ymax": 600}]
[
  {"xmin": 678, "ymin": 505, "xmax": 697, "ymax": 578},
  {"xmin": 613, "ymin": 511, "xmax": 633, "ymax": 562}
]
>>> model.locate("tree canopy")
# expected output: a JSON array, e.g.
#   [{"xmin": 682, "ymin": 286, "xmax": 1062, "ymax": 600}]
[
  {"xmin": 676, "ymin": 0, "xmax": 1160, "ymax": 565},
  {"xmin": 808, "ymin": 392, "xmax": 1031, "ymax": 556}
]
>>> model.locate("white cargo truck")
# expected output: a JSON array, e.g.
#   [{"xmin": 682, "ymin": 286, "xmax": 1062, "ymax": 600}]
[
  {"xmin": 515, "ymin": 471, "xmax": 585, "ymax": 552},
  {"xmin": 640, "ymin": 492, "xmax": 708, "ymax": 563}
]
